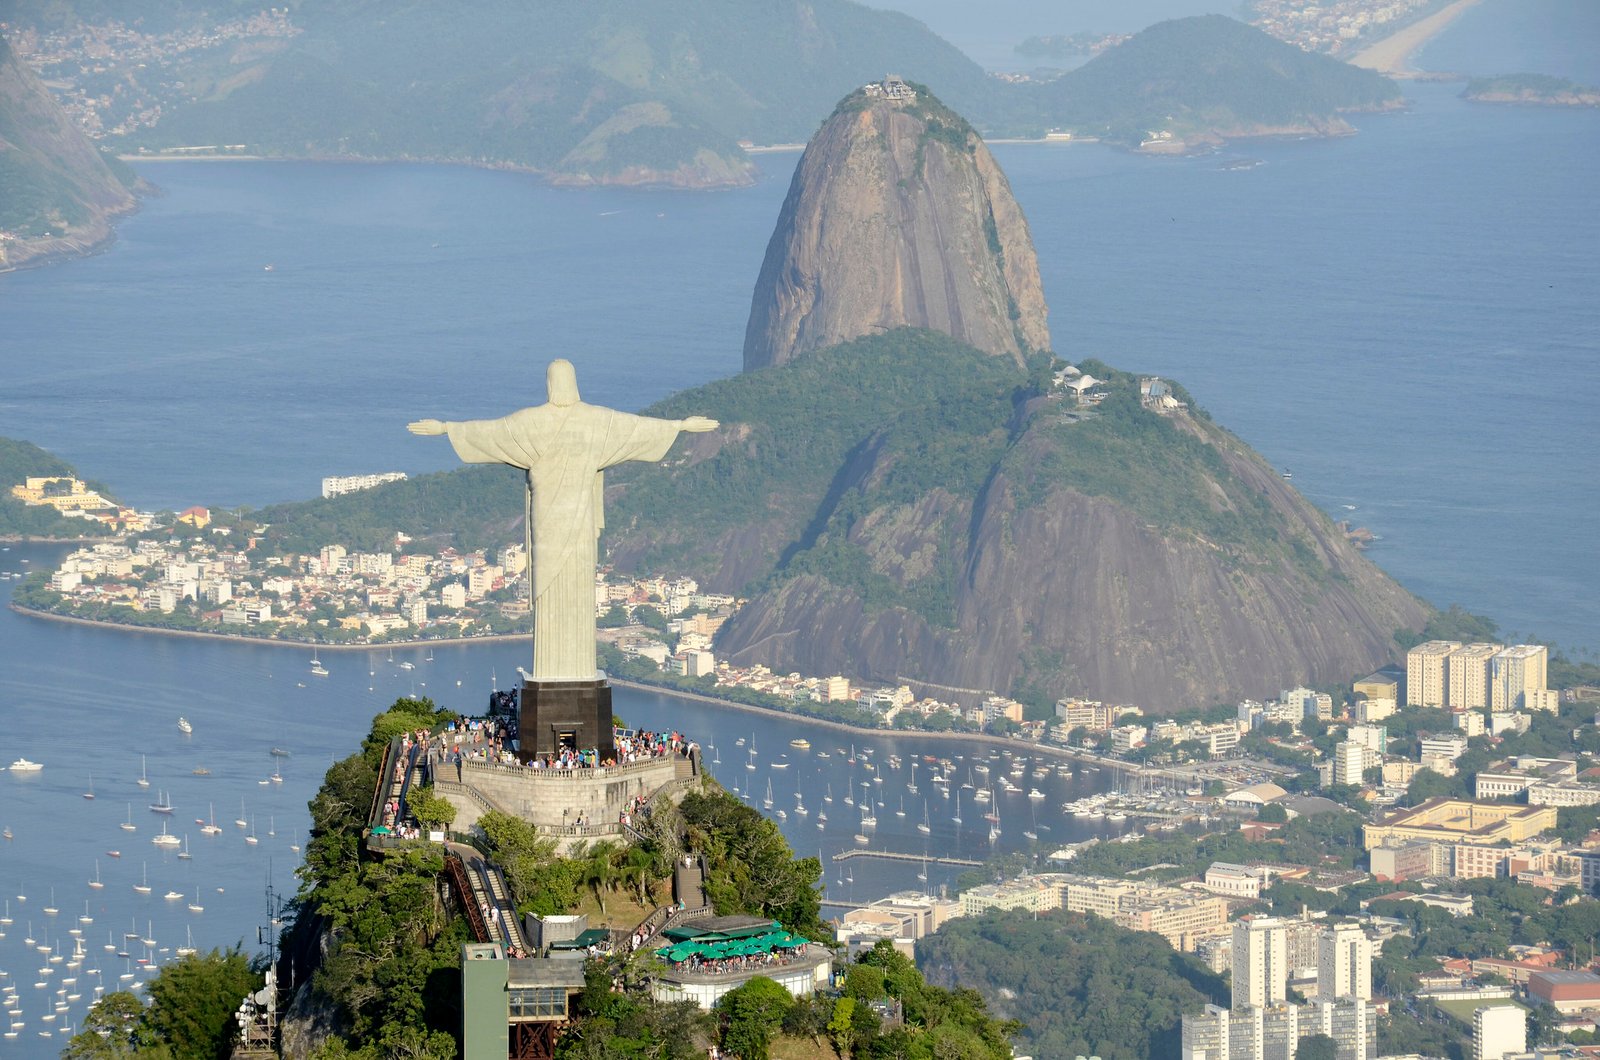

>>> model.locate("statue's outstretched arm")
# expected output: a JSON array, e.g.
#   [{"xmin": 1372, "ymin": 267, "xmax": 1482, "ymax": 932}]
[
  {"xmin": 407, "ymin": 419, "xmax": 448, "ymax": 436},
  {"xmin": 678, "ymin": 416, "xmax": 719, "ymax": 433}
]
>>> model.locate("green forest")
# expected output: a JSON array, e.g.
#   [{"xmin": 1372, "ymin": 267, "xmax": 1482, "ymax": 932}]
[{"xmin": 915, "ymin": 909, "xmax": 1227, "ymax": 1059}]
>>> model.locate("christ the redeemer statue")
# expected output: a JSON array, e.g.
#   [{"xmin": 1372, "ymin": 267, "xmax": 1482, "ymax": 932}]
[{"xmin": 408, "ymin": 359, "xmax": 716, "ymax": 682}]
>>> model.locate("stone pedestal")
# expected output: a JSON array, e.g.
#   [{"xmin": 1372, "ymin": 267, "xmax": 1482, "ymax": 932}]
[{"xmin": 518, "ymin": 678, "xmax": 615, "ymax": 764}]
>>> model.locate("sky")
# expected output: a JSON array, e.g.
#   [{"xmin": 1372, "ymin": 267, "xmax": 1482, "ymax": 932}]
[{"xmin": 865, "ymin": 0, "xmax": 1241, "ymax": 69}]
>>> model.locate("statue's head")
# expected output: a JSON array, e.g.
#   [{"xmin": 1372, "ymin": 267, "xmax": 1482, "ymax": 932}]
[{"xmin": 547, "ymin": 359, "xmax": 580, "ymax": 407}]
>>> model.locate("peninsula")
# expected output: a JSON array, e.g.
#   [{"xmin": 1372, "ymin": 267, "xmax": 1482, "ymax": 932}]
[{"xmin": 1462, "ymin": 74, "xmax": 1600, "ymax": 107}]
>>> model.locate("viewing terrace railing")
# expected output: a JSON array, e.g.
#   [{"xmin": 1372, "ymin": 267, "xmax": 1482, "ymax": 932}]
[{"xmin": 457, "ymin": 753, "xmax": 688, "ymax": 782}]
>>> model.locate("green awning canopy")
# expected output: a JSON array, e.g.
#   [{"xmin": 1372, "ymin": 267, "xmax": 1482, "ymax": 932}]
[
  {"xmin": 654, "ymin": 926, "xmax": 811, "ymax": 965},
  {"xmin": 550, "ymin": 928, "xmax": 611, "ymax": 950}
]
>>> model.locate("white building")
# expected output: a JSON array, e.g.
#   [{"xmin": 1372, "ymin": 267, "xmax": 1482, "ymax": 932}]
[
  {"xmin": 1419, "ymin": 733, "xmax": 1470, "ymax": 762},
  {"xmin": 1472, "ymin": 1003, "xmax": 1526, "ymax": 1060},
  {"xmin": 1316, "ymin": 923, "xmax": 1372, "ymax": 1001},
  {"xmin": 321, "ymin": 471, "xmax": 407, "ymax": 498},
  {"xmin": 1233, "ymin": 917, "xmax": 1289, "ymax": 1009}
]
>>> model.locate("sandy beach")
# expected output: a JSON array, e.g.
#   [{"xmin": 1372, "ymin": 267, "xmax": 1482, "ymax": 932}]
[{"xmin": 1350, "ymin": 0, "xmax": 1485, "ymax": 76}]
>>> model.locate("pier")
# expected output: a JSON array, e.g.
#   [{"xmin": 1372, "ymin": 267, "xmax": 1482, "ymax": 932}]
[{"xmin": 831, "ymin": 850, "xmax": 982, "ymax": 867}]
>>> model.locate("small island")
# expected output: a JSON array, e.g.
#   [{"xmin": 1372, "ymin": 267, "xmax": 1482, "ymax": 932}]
[{"xmin": 1462, "ymin": 73, "xmax": 1600, "ymax": 107}]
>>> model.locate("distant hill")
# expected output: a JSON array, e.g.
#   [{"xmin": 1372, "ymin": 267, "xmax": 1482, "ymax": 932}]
[
  {"xmin": 86, "ymin": 0, "xmax": 1000, "ymax": 188},
  {"xmin": 0, "ymin": 32, "xmax": 142, "ymax": 269},
  {"xmin": 4, "ymin": 5, "xmax": 1397, "ymax": 187},
  {"xmin": 1036, "ymin": 15, "xmax": 1402, "ymax": 148},
  {"xmin": 1462, "ymin": 73, "xmax": 1600, "ymax": 107},
  {"xmin": 744, "ymin": 83, "xmax": 1050, "ymax": 372}
]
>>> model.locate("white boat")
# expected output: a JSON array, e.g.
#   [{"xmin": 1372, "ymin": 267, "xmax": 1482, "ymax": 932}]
[
  {"xmin": 1028, "ymin": 788, "xmax": 1045, "ymax": 800},
  {"xmin": 82, "ymin": 773, "xmax": 95, "ymax": 800},
  {"xmin": 177, "ymin": 717, "xmax": 192, "ymax": 734},
  {"xmin": 163, "ymin": 891, "xmax": 184, "ymax": 902},
  {"xmin": 200, "ymin": 804, "xmax": 222, "ymax": 836},
  {"xmin": 245, "ymin": 818, "xmax": 259, "ymax": 845},
  {"xmin": 7, "ymin": 760, "xmax": 42, "ymax": 773},
  {"xmin": 136, "ymin": 755, "xmax": 149, "ymax": 789},
  {"xmin": 132, "ymin": 866, "xmax": 151, "ymax": 896},
  {"xmin": 177, "ymin": 836, "xmax": 192, "ymax": 861},
  {"xmin": 149, "ymin": 791, "xmax": 174, "ymax": 815},
  {"xmin": 310, "ymin": 651, "xmax": 329, "ymax": 677},
  {"xmin": 151, "ymin": 823, "xmax": 180, "ymax": 848},
  {"xmin": 119, "ymin": 805, "xmax": 136, "ymax": 833},
  {"xmin": 176, "ymin": 927, "xmax": 196, "ymax": 957},
  {"xmin": 186, "ymin": 890, "xmax": 203, "ymax": 914}
]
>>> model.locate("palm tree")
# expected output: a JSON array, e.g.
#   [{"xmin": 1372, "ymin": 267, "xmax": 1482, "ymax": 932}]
[
  {"xmin": 622, "ymin": 846, "xmax": 655, "ymax": 906},
  {"xmin": 584, "ymin": 841, "xmax": 623, "ymax": 913}
]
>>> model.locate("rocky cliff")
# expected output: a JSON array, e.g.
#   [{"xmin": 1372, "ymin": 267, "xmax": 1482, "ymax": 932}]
[
  {"xmin": 603, "ymin": 333, "xmax": 1429, "ymax": 714},
  {"xmin": 0, "ymin": 32, "xmax": 140, "ymax": 270},
  {"xmin": 742, "ymin": 85, "xmax": 1050, "ymax": 372}
]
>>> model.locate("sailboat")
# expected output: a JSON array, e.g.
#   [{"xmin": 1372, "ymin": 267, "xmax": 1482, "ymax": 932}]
[
  {"xmin": 762, "ymin": 779, "xmax": 774, "ymax": 810},
  {"xmin": 310, "ymin": 650, "xmax": 329, "ymax": 677},
  {"xmin": 119, "ymin": 805, "xmax": 135, "ymax": 833},
  {"xmin": 267, "ymin": 816, "xmax": 276, "ymax": 837},
  {"xmin": 151, "ymin": 821, "xmax": 180, "ymax": 848},
  {"xmin": 186, "ymin": 889, "xmax": 203, "ymax": 914},
  {"xmin": 149, "ymin": 790, "xmax": 174, "ymax": 815},
  {"xmin": 245, "ymin": 818, "xmax": 259, "ymax": 846},
  {"xmin": 917, "ymin": 803, "xmax": 932, "ymax": 835},
  {"xmin": 135, "ymin": 756, "xmax": 149, "ymax": 789},
  {"xmin": 176, "ymin": 927, "xmax": 196, "ymax": 957},
  {"xmin": 87, "ymin": 862, "xmax": 103, "ymax": 891},
  {"xmin": 177, "ymin": 836, "xmax": 192, "ymax": 861},
  {"xmin": 952, "ymin": 790, "xmax": 963, "ymax": 826},
  {"xmin": 43, "ymin": 889, "xmax": 59, "ymax": 917},
  {"xmin": 907, "ymin": 762, "xmax": 919, "ymax": 796},
  {"xmin": 895, "ymin": 796, "xmax": 906, "ymax": 818},
  {"xmin": 824, "ymin": 783, "xmax": 833, "ymax": 804},
  {"xmin": 233, "ymin": 799, "xmax": 247, "ymax": 829},
  {"xmin": 132, "ymin": 865, "xmax": 150, "ymax": 895},
  {"xmin": 82, "ymin": 774, "xmax": 94, "ymax": 800},
  {"xmin": 200, "ymin": 804, "xmax": 221, "ymax": 836},
  {"xmin": 988, "ymin": 800, "xmax": 1002, "ymax": 843},
  {"xmin": 289, "ymin": 831, "xmax": 301, "ymax": 854}
]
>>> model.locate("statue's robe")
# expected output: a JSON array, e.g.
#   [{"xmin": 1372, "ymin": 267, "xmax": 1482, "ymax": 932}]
[{"xmin": 444, "ymin": 403, "xmax": 682, "ymax": 680}]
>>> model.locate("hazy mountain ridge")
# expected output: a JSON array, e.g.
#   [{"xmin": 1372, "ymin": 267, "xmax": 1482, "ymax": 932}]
[
  {"xmin": 1038, "ymin": 15, "xmax": 1403, "ymax": 148},
  {"xmin": 5, "ymin": 4, "xmax": 1399, "ymax": 186},
  {"xmin": 0, "ymin": 32, "xmax": 142, "ymax": 269},
  {"xmin": 743, "ymin": 84, "xmax": 1050, "ymax": 371}
]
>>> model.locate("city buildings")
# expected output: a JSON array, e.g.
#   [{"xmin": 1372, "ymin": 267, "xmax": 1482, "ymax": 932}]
[
  {"xmin": 1362, "ymin": 798, "xmax": 1557, "ymax": 853},
  {"xmin": 1471, "ymin": 1003, "xmax": 1526, "ymax": 1060}
]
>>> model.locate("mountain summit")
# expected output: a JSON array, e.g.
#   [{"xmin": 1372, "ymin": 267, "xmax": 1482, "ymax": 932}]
[{"xmin": 743, "ymin": 80, "xmax": 1050, "ymax": 372}]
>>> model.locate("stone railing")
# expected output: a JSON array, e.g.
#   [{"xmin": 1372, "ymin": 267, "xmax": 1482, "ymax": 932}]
[{"xmin": 457, "ymin": 753, "xmax": 687, "ymax": 783}]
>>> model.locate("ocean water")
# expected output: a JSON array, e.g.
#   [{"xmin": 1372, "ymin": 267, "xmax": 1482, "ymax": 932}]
[
  {"xmin": 0, "ymin": 2, "xmax": 1595, "ymax": 1054},
  {"xmin": 4, "ymin": 77, "xmax": 1596, "ymax": 652},
  {"xmin": 0, "ymin": 542, "xmax": 1111, "ymax": 1052}
]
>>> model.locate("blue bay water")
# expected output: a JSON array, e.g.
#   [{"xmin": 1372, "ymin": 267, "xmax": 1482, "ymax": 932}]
[
  {"xmin": 0, "ymin": 543, "xmax": 1110, "ymax": 1051},
  {"xmin": 0, "ymin": 3, "xmax": 1595, "ymax": 1054},
  {"xmin": 3, "ymin": 84, "xmax": 1595, "ymax": 652}
]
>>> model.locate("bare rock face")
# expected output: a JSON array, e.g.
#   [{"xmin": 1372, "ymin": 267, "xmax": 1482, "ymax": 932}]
[
  {"xmin": 742, "ymin": 83, "xmax": 1050, "ymax": 371},
  {"xmin": 714, "ymin": 408, "xmax": 1429, "ymax": 712}
]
